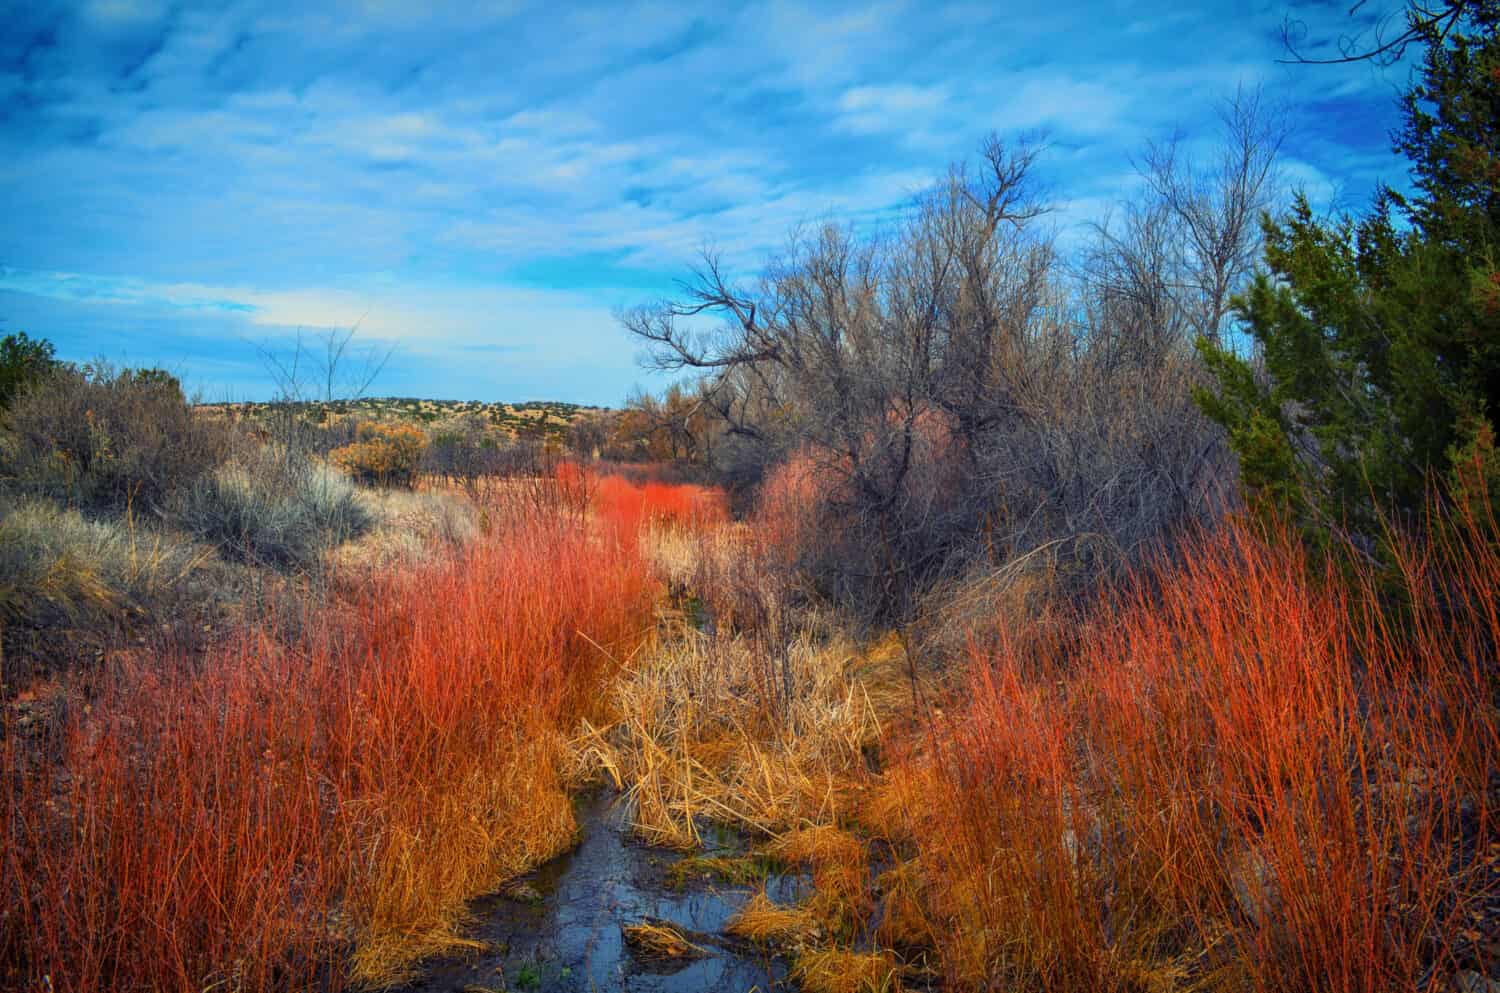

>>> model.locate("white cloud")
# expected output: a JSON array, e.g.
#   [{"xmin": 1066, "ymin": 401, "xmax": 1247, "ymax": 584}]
[
  {"xmin": 0, "ymin": 0, "xmax": 1414, "ymax": 400},
  {"xmin": 835, "ymin": 83, "xmax": 949, "ymax": 135}
]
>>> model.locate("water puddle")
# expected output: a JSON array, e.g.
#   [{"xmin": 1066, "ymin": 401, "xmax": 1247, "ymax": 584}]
[{"xmin": 397, "ymin": 789, "xmax": 805, "ymax": 992}]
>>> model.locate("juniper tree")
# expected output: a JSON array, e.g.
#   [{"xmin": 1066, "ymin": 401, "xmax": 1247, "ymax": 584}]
[
  {"xmin": 1195, "ymin": 1, "xmax": 1500, "ymax": 537},
  {"xmin": 0, "ymin": 332, "xmax": 59, "ymax": 409}
]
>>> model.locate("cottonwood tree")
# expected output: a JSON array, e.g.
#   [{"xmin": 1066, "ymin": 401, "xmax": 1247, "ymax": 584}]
[
  {"xmin": 625, "ymin": 137, "xmax": 1056, "ymax": 613},
  {"xmin": 1113, "ymin": 87, "xmax": 1284, "ymax": 346},
  {"xmin": 614, "ymin": 382, "xmax": 722, "ymax": 464},
  {"xmin": 627, "ymin": 117, "xmax": 1281, "ymax": 620}
]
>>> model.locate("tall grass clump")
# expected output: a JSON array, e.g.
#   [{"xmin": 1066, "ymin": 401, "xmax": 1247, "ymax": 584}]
[
  {"xmin": 906, "ymin": 506, "xmax": 1498, "ymax": 992},
  {"xmin": 0, "ymin": 496, "xmax": 215, "ymax": 686},
  {"xmin": 175, "ymin": 446, "xmax": 372, "ymax": 569},
  {"xmin": 1, "ymin": 488, "xmax": 656, "ymax": 991}
]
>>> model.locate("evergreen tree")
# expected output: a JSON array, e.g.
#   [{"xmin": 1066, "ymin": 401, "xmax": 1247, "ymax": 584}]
[
  {"xmin": 1196, "ymin": 2, "xmax": 1500, "ymax": 536},
  {"xmin": 0, "ymin": 331, "xmax": 60, "ymax": 409}
]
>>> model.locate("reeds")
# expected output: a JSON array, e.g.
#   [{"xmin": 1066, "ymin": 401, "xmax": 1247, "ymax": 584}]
[
  {"xmin": 591, "ymin": 470, "xmax": 728, "ymax": 536},
  {"xmin": 1, "ymin": 484, "xmax": 660, "ymax": 991},
  {"xmin": 910, "ymin": 508, "xmax": 1500, "ymax": 992}
]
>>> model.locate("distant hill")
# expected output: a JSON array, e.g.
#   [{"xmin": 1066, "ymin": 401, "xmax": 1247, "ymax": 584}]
[{"xmin": 198, "ymin": 396, "xmax": 609, "ymax": 441}]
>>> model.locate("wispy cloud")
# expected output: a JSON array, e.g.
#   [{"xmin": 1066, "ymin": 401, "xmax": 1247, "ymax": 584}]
[{"xmin": 0, "ymin": 0, "xmax": 1415, "ymax": 402}]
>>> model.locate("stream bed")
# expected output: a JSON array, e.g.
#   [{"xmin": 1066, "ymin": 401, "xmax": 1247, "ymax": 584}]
[{"xmin": 397, "ymin": 789, "xmax": 806, "ymax": 992}]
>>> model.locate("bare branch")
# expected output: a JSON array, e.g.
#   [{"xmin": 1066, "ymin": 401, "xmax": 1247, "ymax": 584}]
[{"xmin": 1278, "ymin": 0, "xmax": 1474, "ymax": 65}]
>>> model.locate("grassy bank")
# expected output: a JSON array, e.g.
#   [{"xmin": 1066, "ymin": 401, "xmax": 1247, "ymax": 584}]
[
  {"xmin": 0, "ymin": 475, "xmax": 718, "ymax": 991},
  {"xmin": 588, "ymin": 504, "xmax": 1498, "ymax": 993}
]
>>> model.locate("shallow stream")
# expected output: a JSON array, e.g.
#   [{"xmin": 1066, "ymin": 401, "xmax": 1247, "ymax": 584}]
[{"xmin": 397, "ymin": 789, "xmax": 805, "ymax": 992}]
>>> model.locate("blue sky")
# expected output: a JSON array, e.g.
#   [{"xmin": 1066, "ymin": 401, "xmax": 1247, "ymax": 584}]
[{"xmin": 1, "ymin": 0, "xmax": 1417, "ymax": 404}]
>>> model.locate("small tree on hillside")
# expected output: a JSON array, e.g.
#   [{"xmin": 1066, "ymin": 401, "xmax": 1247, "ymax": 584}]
[{"xmin": 0, "ymin": 332, "xmax": 61, "ymax": 408}]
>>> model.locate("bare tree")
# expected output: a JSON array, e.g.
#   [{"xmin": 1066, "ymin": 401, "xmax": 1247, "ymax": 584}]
[
  {"xmin": 1135, "ymin": 87, "xmax": 1285, "ymax": 345},
  {"xmin": 257, "ymin": 325, "xmax": 393, "ymax": 407},
  {"xmin": 625, "ymin": 135, "xmax": 1060, "ymax": 616},
  {"xmin": 1080, "ymin": 197, "xmax": 1189, "ymax": 369},
  {"xmin": 625, "ymin": 116, "xmax": 1277, "ymax": 625},
  {"xmin": 248, "ymin": 326, "xmax": 395, "ymax": 500}
]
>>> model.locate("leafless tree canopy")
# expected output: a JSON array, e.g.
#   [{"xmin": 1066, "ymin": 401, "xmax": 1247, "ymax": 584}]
[
  {"xmin": 625, "ymin": 117, "xmax": 1280, "ymax": 618},
  {"xmin": 1087, "ymin": 88, "xmax": 1284, "ymax": 350}
]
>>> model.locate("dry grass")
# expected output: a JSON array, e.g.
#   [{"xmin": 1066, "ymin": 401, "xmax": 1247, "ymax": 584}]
[
  {"xmin": 726, "ymin": 892, "xmax": 821, "ymax": 945},
  {"xmin": 874, "ymin": 862, "xmax": 937, "ymax": 951},
  {"xmin": 771, "ymin": 824, "xmax": 872, "ymax": 938},
  {"xmin": 576, "ymin": 518, "xmax": 947, "ymax": 976},
  {"xmin": 579, "ymin": 521, "xmax": 905, "ymax": 843},
  {"xmin": 771, "ymin": 823, "xmax": 867, "ymax": 868},
  {"xmin": 332, "ymin": 485, "xmax": 479, "ymax": 571},
  {"xmin": 638, "ymin": 519, "xmax": 704, "ymax": 591},
  {"xmin": 576, "ymin": 623, "xmax": 887, "ymax": 845},
  {"xmin": 621, "ymin": 920, "xmax": 707, "ymax": 960},
  {"xmin": 0, "ymin": 480, "xmax": 671, "ymax": 992},
  {"xmin": 791, "ymin": 947, "xmax": 903, "ymax": 993},
  {"xmin": 857, "ymin": 762, "xmax": 939, "ymax": 844},
  {"xmin": 0, "ymin": 496, "xmax": 229, "ymax": 687}
]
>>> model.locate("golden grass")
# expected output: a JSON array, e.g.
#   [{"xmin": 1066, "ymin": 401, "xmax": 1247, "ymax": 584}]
[
  {"xmin": 576, "ymin": 522, "xmax": 945, "ymax": 979},
  {"xmin": 349, "ymin": 729, "xmax": 581, "ymax": 984},
  {"xmin": 575, "ymin": 619, "xmax": 893, "ymax": 846},
  {"xmin": 726, "ymin": 892, "xmax": 821, "ymax": 945},
  {"xmin": 769, "ymin": 824, "xmax": 872, "ymax": 939},
  {"xmin": 874, "ymin": 863, "xmax": 936, "ymax": 951},
  {"xmin": 622, "ymin": 920, "xmax": 706, "ymax": 959},
  {"xmin": 791, "ymin": 948, "xmax": 903, "ymax": 993},
  {"xmin": 770, "ymin": 823, "xmax": 866, "ymax": 868},
  {"xmin": 856, "ymin": 764, "xmax": 940, "ymax": 843},
  {"xmin": 638, "ymin": 520, "xmax": 707, "ymax": 591}
]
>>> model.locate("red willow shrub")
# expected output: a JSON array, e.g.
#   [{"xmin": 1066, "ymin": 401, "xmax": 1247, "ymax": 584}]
[
  {"xmin": 753, "ymin": 449, "xmax": 825, "ymax": 571},
  {"xmin": 577, "ymin": 465, "xmax": 728, "ymax": 536},
  {"xmin": 748, "ymin": 409, "xmax": 975, "ymax": 617},
  {"xmin": 912, "ymin": 509, "xmax": 1498, "ymax": 992},
  {"xmin": 1, "ymin": 495, "xmax": 656, "ymax": 992}
]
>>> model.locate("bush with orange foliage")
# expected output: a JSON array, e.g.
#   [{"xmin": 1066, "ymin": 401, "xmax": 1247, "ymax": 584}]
[
  {"xmin": 753, "ymin": 449, "xmax": 824, "ymax": 571},
  {"xmin": 748, "ymin": 408, "xmax": 976, "ymax": 617},
  {"xmin": 907, "ymin": 507, "xmax": 1498, "ymax": 992},
  {"xmin": 0, "ymin": 493, "xmax": 655, "ymax": 991},
  {"xmin": 330, "ymin": 422, "xmax": 428, "ymax": 486},
  {"xmin": 568, "ymin": 463, "xmax": 727, "ymax": 536}
]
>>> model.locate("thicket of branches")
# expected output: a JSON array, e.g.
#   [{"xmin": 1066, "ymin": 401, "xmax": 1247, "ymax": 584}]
[{"xmin": 626, "ymin": 95, "xmax": 1280, "ymax": 618}]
